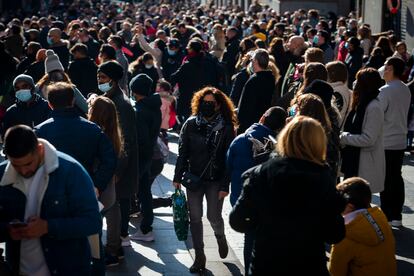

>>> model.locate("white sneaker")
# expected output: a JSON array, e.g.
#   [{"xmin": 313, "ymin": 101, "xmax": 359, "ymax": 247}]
[
  {"xmin": 390, "ymin": 220, "xmax": 403, "ymax": 227},
  {"xmin": 121, "ymin": 235, "xmax": 131, "ymax": 247},
  {"xmin": 130, "ymin": 229, "xmax": 155, "ymax": 242}
]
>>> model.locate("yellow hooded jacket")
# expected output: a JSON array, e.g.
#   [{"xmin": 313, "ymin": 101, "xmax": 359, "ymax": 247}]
[{"xmin": 329, "ymin": 207, "xmax": 397, "ymax": 276}]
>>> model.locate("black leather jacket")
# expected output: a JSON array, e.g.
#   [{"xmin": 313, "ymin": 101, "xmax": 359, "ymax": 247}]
[{"xmin": 173, "ymin": 116, "xmax": 235, "ymax": 192}]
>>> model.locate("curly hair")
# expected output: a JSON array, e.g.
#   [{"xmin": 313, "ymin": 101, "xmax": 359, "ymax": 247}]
[{"xmin": 191, "ymin": 87, "xmax": 238, "ymax": 128}]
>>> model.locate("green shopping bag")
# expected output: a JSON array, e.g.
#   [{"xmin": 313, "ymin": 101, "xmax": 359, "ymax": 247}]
[{"xmin": 172, "ymin": 188, "xmax": 189, "ymax": 241}]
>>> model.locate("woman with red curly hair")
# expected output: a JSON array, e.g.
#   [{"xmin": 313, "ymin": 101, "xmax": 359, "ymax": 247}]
[{"xmin": 173, "ymin": 86, "xmax": 237, "ymax": 273}]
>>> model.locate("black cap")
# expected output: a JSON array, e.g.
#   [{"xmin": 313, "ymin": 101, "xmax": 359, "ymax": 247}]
[
  {"xmin": 129, "ymin": 74, "xmax": 153, "ymax": 97},
  {"xmin": 168, "ymin": 38, "xmax": 180, "ymax": 48},
  {"xmin": 303, "ymin": 79, "xmax": 334, "ymax": 108},
  {"xmin": 98, "ymin": 61, "xmax": 124, "ymax": 82}
]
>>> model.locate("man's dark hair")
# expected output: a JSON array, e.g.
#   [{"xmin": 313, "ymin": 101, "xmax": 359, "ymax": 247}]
[
  {"xmin": 109, "ymin": 35, "xmax": 123, "ymax": 49},
  {"xmin": 100, "ymin": 44, "xmax": 116, "ymax": 60},
  {"xmin": 70, "ymin": 43, "xmax": 88, "ymax": 56},
  {"xmin": 326, "ymin": 61, "xmax": 348, "ymax": 83},
  {"xmin": 27, "ymin": 42, "xmax": 41, "ymax": 55},
  {"xmin": 253, "ymin": 49, "xmax": 269, "ymax": 69},
  {"xmin": 79, "ymin": 28, "xmax": 89, "ymax": 35},
  {"xmin": 386, "ymin": 56, "xmax": 405, "ymax": 79},
  {"xmin": 4, "ymin": 125, "xmax": 38, "ymax": 158},
  {"xmin": 47, "ymin": 82, "xmax": 75, "ymax": 109},
  {"xmin": 337, "ymin": 177, "xmax": 371, "ymax": 210},
  {"xmin": 262, "ymin": 107, "xmax": 287, "ymax": 131},
  {"xmin": 188, "ymin": 39, "xmax": 203, "ymax": 53},
  {"xmin": 178, "ymin": 22, "xmax": 186, "ymax": 29},
  {"xmin": 158, "ymin": 80, "xmax": 172, "ymax": 92},
  {"xmin": 348, "ymin": 36, "xmax": 360, "ymax": 48}
]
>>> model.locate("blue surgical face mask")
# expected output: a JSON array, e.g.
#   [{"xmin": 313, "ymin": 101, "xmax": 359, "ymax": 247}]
[
  {"xmin": 15, "ymin": 89, "xmax": 32, "ymax": 102},
  {"xmin": 344, "ymin": 42, "xmax": 349, "ymax": 49},
  {"xmin": 313, "ymin": 36, "xmax": 319, "ymax": 45},
  {"xmin": 47, "ymin": 37, "xmax": 53, "ymax": 45},
  {"xmin": 98, "ymin": 82, "xmax": 112, "ymax": 93},
  {"xmin": 167, "ymin": 49, "xmax": 176, "ymax": 56}
]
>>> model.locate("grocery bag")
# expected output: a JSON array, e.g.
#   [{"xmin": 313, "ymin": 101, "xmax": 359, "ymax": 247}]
[{"xmin": 172, "ymin": 188, "xmax": 189, "ymax": 241}]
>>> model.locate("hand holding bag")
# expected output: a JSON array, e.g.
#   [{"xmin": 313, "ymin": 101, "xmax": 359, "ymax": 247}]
[{"xmin": 172, "ymin": 188, "xmax": 189, "ymax": 241}]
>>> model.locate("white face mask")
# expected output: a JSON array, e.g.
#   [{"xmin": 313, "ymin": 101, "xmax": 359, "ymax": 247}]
[
  {"xmin": 145, "ymin": 64, "xmax": 154, "ymax": 69},
  {"xmin": 15, "ymin": 89, "xmax": 32, "ymax": 102},
  {"xmin": 98, "ymin": 82, "xmax": 112, "ymax": 93}
]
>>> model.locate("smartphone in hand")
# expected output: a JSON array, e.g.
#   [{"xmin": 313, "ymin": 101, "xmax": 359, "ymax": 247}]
[{"xmin": 9, "ymin": 220, "xmax": 28, "ymax": 228}]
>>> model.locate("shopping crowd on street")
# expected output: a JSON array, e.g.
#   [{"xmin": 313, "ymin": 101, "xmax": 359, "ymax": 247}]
[{"xmin": 0, "ymin": 0, "xmax": 413, "ymax": 275}]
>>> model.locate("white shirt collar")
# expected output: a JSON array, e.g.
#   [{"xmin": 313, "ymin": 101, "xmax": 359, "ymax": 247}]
[{"xmin": 343, "ymin": 208, "xmax": 367, "ymax": 224}]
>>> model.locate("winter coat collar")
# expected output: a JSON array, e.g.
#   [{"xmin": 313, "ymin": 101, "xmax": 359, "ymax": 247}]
[
  {"xmin": 16, "ymin": 93, "xmax": 44, "ymax": 108},
  {"xmin": 51, "ymin": 107, "xmax": 79, "ymax": 118},
  {"xmin": 0, "ymin": 139, "xmax": 59, "ymax": 192},
  {"xmin": 104, "ymin": 85, "xmax": 123, "ymax": 100},
  {"xmin": 245, "ymin": 123, "xmax": 274, "ymax": 138}
]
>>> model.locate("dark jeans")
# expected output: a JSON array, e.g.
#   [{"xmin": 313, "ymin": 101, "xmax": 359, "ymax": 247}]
[
  {"xmin": 91, "ymin": 231, "xmax": 105, "ymax": 275},
  {"xmin": 102, "ymin": 202, "xmax": 121, "ymax": 256},
  {"xmin": 380, "ymin": 150, "xmax": 405, "ymax": 221},
  {"xmin": 119, "ymin": 198, "xmax": 130, "ymax": 237},
  {"xmin": 186, "ymin": 181, "xmax": 225, "ymax": 251},
  {"xmin": 138, "ymin": 161, "xmax": 154, "ymax": 234},
  {"xmin": 244, "ymin": 230, "xmax": 255, "ymax": 276}
]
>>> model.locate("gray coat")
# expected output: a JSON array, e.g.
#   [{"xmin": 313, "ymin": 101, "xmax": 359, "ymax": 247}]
[{"xmin": 340, "ymin": 98, "xmax": 385, "ymax": 193}]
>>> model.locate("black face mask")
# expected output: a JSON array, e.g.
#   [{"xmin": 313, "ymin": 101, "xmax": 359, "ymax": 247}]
[{"xmin": 200, "ymin": 101, "xmax": 216, "ymax": 118}]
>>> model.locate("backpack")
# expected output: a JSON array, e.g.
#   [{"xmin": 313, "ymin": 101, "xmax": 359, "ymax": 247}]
[{"xmin": 247, "ymin": 134, "xmax": 276, "ymax": 164}]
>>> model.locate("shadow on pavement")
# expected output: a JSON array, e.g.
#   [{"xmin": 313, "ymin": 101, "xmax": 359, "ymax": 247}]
[
  {"xmin": 394, "ymin": 227, "xmax": 414, "ymax": 260},
  {"xmin": 397, "ymin": 259, "xmax": 414, "ymax": 276},
  {"xmin": 106, "ymin": 215, "xmax": 191, "ymax": 275},
  {"xmin": 223, "ymin": 262, "xmax": 243, "ymax": 275},
  {"xmin": 403, "ymin": 154, "xmax": 414, "ymax": 166}
]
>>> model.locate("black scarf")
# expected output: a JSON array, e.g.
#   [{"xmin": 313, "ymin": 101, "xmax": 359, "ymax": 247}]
[
  {"xmin": 341, "ymin": 104, "xmax": 368, "ymax": 178},
  {"xmin": 195, "ymin": 113, "xmax": 224, "ymax": 149}
]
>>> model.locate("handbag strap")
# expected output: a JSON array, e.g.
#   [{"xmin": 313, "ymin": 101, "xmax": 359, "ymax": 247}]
[{"xmin": 199, "ymin": 129, "xmax": 223, "ymax": 179}]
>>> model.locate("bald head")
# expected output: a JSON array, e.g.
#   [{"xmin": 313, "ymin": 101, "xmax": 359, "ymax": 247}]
[
  {"xmin": 48, "ymin": 28, "xmax": 62, "ymax": 44},
  {"xmin": 287, "ymin": 36, "xmax": 306, "ymax": 55}
]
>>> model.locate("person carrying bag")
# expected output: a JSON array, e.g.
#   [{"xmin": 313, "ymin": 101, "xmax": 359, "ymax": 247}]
[{"xmin": 172, "ymin": 87, "xmax": 237, "ymax": 273}]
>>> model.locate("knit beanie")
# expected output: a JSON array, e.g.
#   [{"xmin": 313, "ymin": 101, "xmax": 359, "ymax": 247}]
[
  {"xmin": 129, "ymin": 74, "xmax": 153, "ymax": 97},
  {"xmin": 303, "ymin": 79, "xmax": 334, "ymax": 108},
  {"xmin": 13, "ymin": 74, "xmax": 35, "ymax": 88},
  {"xmin": 98, "ymin": 61, "xmax": 124, "ymax": 82},
  {"xmin": 45, "ymin": 49, "xmax": 64, "ymax": 73}
]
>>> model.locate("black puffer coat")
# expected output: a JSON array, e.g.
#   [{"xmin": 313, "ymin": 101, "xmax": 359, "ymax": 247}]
[
  {"xmin": 170, "ymin": 53, "xmax": 220, "ymax": 119},
  {"xmin": 230, "ymin": 157, "xmax": 345, "ymax": 275}
]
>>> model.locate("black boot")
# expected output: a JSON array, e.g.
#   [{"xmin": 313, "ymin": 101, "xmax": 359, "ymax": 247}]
[
  {"xmin": 216, "ymin": 234, "xmax": 228, "ymax": 259},
  {"xmin": 189, "ymin": 250, "xmax": 206, "ymax": 273}
]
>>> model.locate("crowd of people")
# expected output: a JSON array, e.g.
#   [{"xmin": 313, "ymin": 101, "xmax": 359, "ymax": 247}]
[{"xmin": 0, "ymin": 0, "xmax": 413, "ymax": 275}]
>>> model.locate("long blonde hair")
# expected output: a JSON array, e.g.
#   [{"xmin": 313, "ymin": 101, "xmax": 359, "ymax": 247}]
[{"xmin": 277, "ymin": 115, "xmax": 327, "ymax": 165}]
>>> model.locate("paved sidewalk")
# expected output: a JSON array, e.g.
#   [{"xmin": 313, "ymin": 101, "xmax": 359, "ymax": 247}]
[
  {"xmin": 107, "ymin": 135, "xmax": 414, "ymax": 275},
  {"xmin": 107, "ymin": 133, "xmax": 244, "ymax": 275}
]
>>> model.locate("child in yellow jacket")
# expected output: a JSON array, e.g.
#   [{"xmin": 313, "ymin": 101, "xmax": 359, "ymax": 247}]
[{"xmin": 329, "ymin": 177, "xmax": 397, "ymax": 276}]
